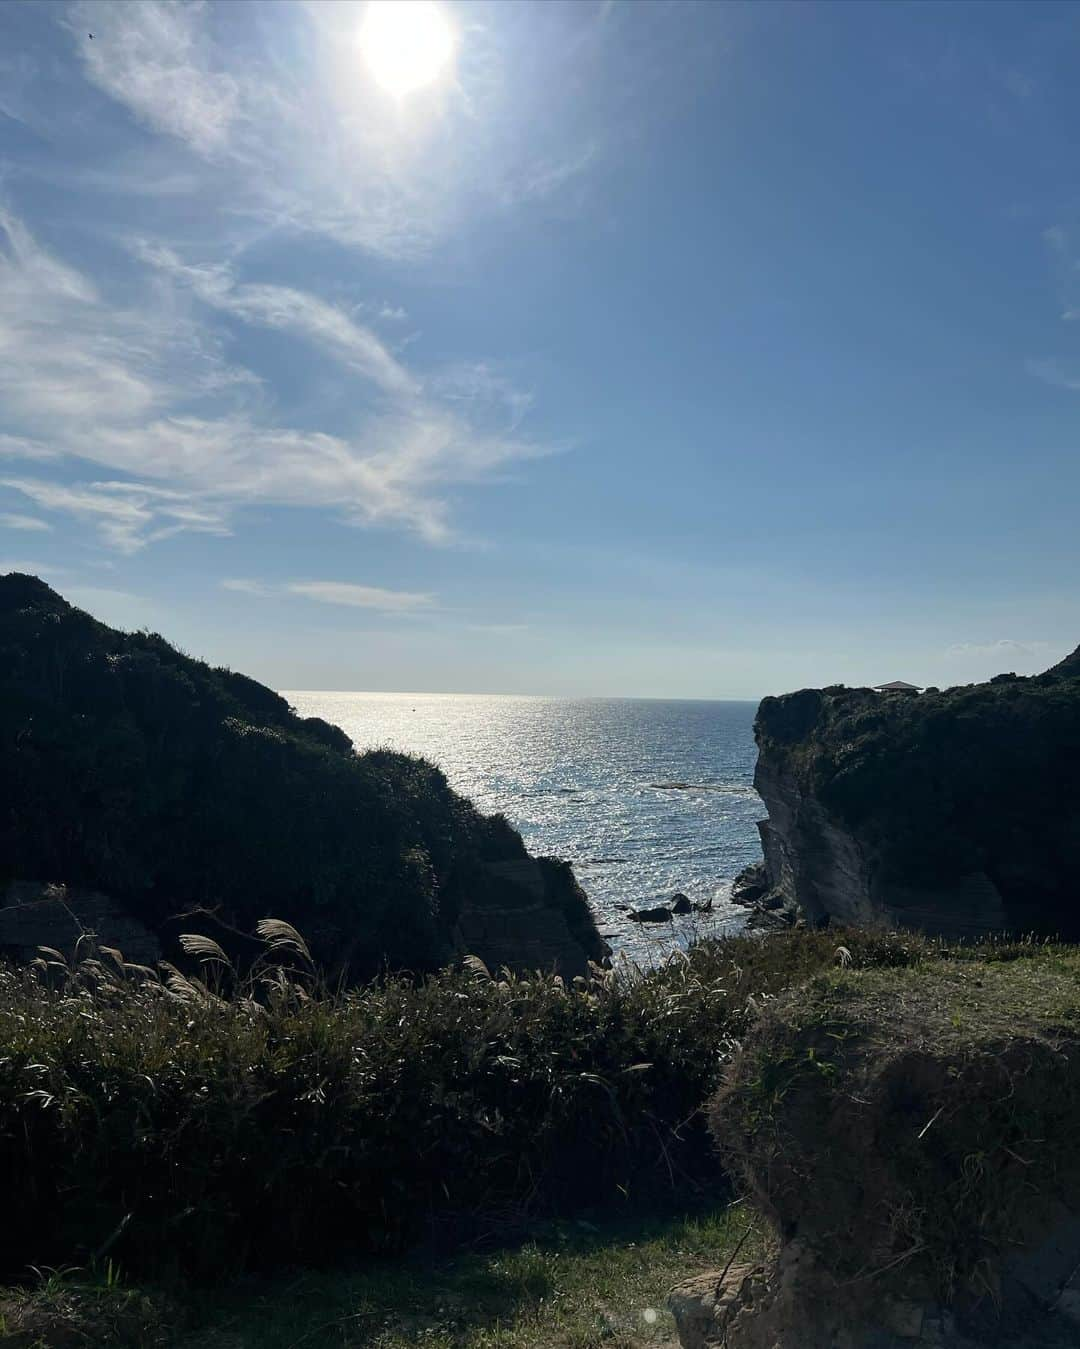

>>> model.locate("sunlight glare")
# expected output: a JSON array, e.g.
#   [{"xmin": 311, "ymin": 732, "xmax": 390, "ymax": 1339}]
[{"xmin": 358, "ymin": 1, "xmax": 455, "ymax": 98}]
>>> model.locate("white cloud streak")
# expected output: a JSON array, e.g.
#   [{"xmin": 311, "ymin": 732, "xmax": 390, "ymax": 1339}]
[
  {"xmin": 0, "ymin": 435, "xmax": 60, "ymax": 461},
  {"xmin": 136, "ymin": 244, "xmax": 418, "ymax": 397},
  {"xmin": 0, "ymin": 206, "xmax": 239, "ymax": 434},
  {"xmin": 221, "ymin": 578, "xmax": 269, "ymax": 596},
  {"xmin": 0, "ymin": 207, "xmax": 549, "ymax": 550},
  {"xmin": 223, "ymin": 577, "xmax": 434, "ymax": 613},
  {"xmin": 70, "ymin": 0, "xmax": 238, "ymax": 156},
  {"xmin": 286, "ymin": 581, "xmax": 433, "ymax": 612},
  {"xmin": 0, "ymin": 512, "xmax": 52, "ymax": 532},
  {"xmin": 946, "ymin": 638, "xmax": 1055, "ymax": 659},
  {"xmin": 1027, "ymin": 357, "xmax": 1080, "ymax": 392},
  {"xmin": 1, "ymin": 476, "xmax": 230, "ymax": 554}
]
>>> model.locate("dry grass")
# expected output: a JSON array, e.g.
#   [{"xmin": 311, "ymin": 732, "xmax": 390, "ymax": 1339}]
[{"xmin": 1, "ymin": 924, "xmax": 1058, "ymax": 1286}]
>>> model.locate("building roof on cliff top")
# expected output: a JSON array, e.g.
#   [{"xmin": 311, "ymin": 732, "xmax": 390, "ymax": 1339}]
[{"xmin": 872, "ymin": 680, "xmax": 921, "ymax": 691}]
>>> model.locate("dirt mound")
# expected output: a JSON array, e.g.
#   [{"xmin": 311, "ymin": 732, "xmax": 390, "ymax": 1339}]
[{"xmin": 695, "ymin": 952, "xmax": 1080, "ymax": 1347}]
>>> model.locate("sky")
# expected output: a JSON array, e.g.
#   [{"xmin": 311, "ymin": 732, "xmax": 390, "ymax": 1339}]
[{"xmin": 1, "ymin": 0, "xmax": 1079, "ymax": 698}]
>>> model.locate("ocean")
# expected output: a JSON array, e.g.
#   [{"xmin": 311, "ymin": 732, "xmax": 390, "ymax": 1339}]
[{"xmin": 285, "ymin": 692, "xmax": 764, "ymax": 961}]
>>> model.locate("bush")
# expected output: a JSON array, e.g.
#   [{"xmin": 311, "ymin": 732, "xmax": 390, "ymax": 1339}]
[{"xmin": 0, "ymin": 927, "xmax": 942, "ymax": 1281}]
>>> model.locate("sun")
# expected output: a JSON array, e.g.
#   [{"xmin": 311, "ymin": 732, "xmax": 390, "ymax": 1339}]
[{"xmin": 358, "ymin": 1, "xmax": 456, "ymax": 98}]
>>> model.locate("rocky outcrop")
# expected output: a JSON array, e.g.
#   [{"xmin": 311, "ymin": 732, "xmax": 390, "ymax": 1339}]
[
  {"xmin": 750, "ymin": 649, "xmax": 1080, "ymax": 938},
  {"xmin": 629, "ymin": 904, "xmax": 674, "ymax": 924},
  {"xmin": 455, "ymin": 857, "xmax": 610, "ymax": 978}
]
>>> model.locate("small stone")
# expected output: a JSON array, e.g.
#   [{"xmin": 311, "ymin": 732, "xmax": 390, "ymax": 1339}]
[
  {"xmin": 629, "ymin": 905, "xmax": 673, "ymax": 924},
  {"xmin": 670, "ymin": 893, "xmax": 693, "ymax": 915},
  {"xmin": 667, "ymin": 1265, "xmax": 760, "ymax": 1349},
  {"xmin": 730, "ymin": 861, "xmax": 769, "ymax": 907}
]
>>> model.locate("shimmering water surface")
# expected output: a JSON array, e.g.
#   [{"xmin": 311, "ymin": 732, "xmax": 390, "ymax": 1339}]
[{"xmin": 285, "ymin": 692, "xmax": 763, "ymax": 960}]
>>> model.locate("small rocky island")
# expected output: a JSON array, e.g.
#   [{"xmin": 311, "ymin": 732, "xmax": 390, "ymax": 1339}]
[
  {"xmin": 736, "ymin": 645, "xmax": 1080, "ymax": 939},
  {"xmin": 0, "ymin": 574, "xmax": 609, "ymax": 979}
]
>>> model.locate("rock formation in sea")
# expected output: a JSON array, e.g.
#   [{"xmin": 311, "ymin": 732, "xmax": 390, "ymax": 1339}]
[
  {"xmin": 744, "ymin": 646, "xmax": 1080, "ymax": 939},
  {"xmin": 0, "ymin": 573, "xmax": 609, "ymax": 979}
]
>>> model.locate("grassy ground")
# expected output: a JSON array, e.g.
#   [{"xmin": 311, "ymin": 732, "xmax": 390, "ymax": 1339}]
[
  {"xmin": 711, "ymin": 945, "xmax": 1080, "ymax": 1301},
  {"xmin": 0, "ymin": 1207, "xmax": 762, "ymax": 1349}
]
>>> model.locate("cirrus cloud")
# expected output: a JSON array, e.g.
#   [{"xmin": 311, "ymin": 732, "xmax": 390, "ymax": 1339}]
[
  {"xmin": 223, "ymin": 577, "xmax": 434, "ymax": 614},
  {"xmin": 0, "ymin": 206, "xmax": 552, "ymax": 551}
]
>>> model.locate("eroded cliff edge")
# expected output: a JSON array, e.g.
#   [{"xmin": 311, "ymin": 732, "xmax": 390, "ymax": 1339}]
[{"xmin": 749, "ymin": 646, "xmax": 1080, "ymax": 939}]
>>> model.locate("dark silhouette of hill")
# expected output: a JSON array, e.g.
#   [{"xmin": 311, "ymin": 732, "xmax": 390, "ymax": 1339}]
[
  {"xmin": 751, "ymin": 642, "xmax": 1080, "ymax": 937},
  {"xmin": 0, "ymin": 573, "xmax": 605, "ymax": 976}
]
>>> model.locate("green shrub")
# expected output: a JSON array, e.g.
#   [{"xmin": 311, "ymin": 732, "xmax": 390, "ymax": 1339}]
[{"xmin": 0, "ymin": 927, "xmax": 939, "ymax": 1281}]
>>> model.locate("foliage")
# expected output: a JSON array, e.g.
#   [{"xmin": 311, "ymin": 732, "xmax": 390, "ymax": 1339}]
[
  {"xmin": 0, "ymin": 574, "xmax": 545, "ymax": 975},
  {"xmin": 754, "ymin": 648, "xmax": 1080, "ymax": 935},
  {"xmin": 0, "ymin": 926, "xmax": 938, "ymax": 1282}
]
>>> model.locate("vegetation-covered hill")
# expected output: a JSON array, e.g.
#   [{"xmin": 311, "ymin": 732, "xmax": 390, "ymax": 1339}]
[
  {"xmin": 753, "ymin": 645, "xmax": 1080, "ymax": 937},
  {"xmin": 0, "ymin": 573, "xmax": 601, "ymax": 975}
]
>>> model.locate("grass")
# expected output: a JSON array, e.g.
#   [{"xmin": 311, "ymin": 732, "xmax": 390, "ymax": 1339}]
[
  {"xmin": 0, "ymin": 925, "xmax": 939, "ymax": 1281},
  {"xmin": 3, "ymin": 926, "xmax": 1075, "ymax": 1339},
  {"xmin": 0, "ymin": 1208, "xmax": 765, "ymax": 1348},
  {"xmin": 711, "ymin": 942, "xmax": 1080, "ymax": 1300}
]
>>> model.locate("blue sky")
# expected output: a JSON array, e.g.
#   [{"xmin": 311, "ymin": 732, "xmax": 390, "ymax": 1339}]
[{"xmin": 1, "ymin": 0, "xmax": 1078, "ymax": 697}]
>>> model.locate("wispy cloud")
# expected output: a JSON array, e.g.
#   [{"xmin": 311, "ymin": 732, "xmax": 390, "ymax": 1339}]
[
  {"xmin": 1041, "ymin": 225, "xmax": 1080, "ymax": 321},
  {"xmin": 0, "ymin": 434, "xmax": 61, "ymax": 461},
  {"xmin": 2, "ymin": 476, "xmax": 230, "ymax": 554},
  {"xmin": 1028, "ymin": 229, "xmax": 1080, "ymax": 392},
  {"xmin": 70, "ymin": 0, "xmax": 238, "ymax": 156},
  {"xmin": 223, "ymin": 577, "xmax": 434, "ymax": 613},
  {"xmin": 0, "ymin": 207, "xmax": 551, "ymax": 550},
  {"xmin": 0, "ymin": 206, "xmax": 236, "ymax": 433},
  {"xmin": 69, "ymin": 0, "xmax": 601, "ymax": 260},
  {"xmin": 946, "ymin": 638, "xmax": 1055, "ymax": 659},
  {"xmin": 498, "ymin": 140, "xmax": 600, "ymax": 209},
  {"xmin": 0, "ymin": 512, "xmax": 52, "ymax": 532},
  {"xmin": 0, "ymin": 3, "xmax": 592, "ymax": 556},
  {"xmin": 0, "ymin": 559, "xmax": 65, "ymax": 577},
  {"xmin": 221, "ymin": 577, "xmax": 272, "ymax": 598},
  {"xmin": 286, "ymin": 581, "xmax": 434, "ymax": 612},
  {"xmin": 1027, "ymin": 357, "xmax": 1080, "ymax": 392},
  {"xmin": 136, "ymin": 244, "xmax": 419, "ymax": 397}
]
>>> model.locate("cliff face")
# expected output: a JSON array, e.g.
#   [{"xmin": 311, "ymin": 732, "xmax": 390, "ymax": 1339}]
[
  {"xmin": 752, "ymin": 651, "xmax": 1080, "ymax": 938},
  {"xmin": 0, "ymin": 574, "xmax": 608, "ymax": 978}
]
